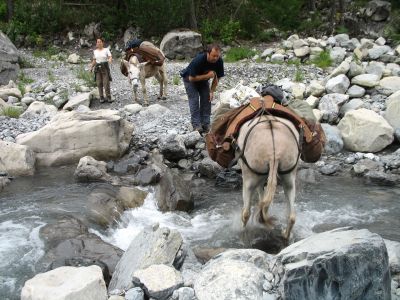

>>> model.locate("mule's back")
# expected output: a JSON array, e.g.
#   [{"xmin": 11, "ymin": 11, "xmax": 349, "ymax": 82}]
[{"xmin": 237, "ymin": 115, "xmax": 299, "ymax": 174}]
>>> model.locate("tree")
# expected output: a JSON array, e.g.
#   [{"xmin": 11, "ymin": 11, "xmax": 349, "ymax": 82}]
[{"xmin": 6, "ymin": 0, "xmax": 14, "ymax": 21}]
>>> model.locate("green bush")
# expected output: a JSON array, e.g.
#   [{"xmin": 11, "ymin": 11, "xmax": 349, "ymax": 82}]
[
  {"xmin": 0, "ymin": 106, "xmax": 23, "ymax": 118},
  {"xmin": 224, "ymin": 47, "xmax": 256, "ymax": 62},
  {"xmin": 76, "ymin": 66, "xmax": 96, "ymax": 87},
  {"xmin": 312, "ymin": 50, "xmax": 333, "ymax": 69},
  {"xmin": 220, "ymin": 20, "xmax": 240, "ymax": 44},
  {"xmin": 18, "ymin": 57, "xmax": 35, "ymax": 69},
  {"xmin": 172, "ymin": 75, "xmax": 180, "ymax": 85},
  {"xmin": 384, "ymin": 9, "xmax": 400, "ymax": 44},
  {"xmin": 335, "ymin": 25, "xmax": 349, "ymax": 34},
  {"xmin": 294, "ymin": 68, "xmax": 304, "ymax": 82}
]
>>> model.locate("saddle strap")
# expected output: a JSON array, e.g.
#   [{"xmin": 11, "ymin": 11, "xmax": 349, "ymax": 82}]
[{"xmin": 222, "ymin": 96, "xmax": 314, "ymax": 151}]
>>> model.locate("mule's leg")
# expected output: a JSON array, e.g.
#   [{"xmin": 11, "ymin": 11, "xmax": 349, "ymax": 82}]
[
  {"xmin": 241, "ymin": 166, "xmax": 258, "ymax": 227},
  {"xmin": 140, "ymin": 78, "xmax": 148, "ymax": 106},
  {"xmin": 281, "ymin": 171, "xmax": 296, "ymax": 243},
  {"xmin": 133, "ymin": 88, "xmax": 138, "ymax": 103},
  {"xmin": 154, "ymin": 72, "xmax": 164, "ymax": 100},
  {"xmin": 161, "ymin": 67, "xmax": 167, "ymax": 99},
  {"xmin": 259, "ymin": 160, "xmax": 278, "ymax": 226}
]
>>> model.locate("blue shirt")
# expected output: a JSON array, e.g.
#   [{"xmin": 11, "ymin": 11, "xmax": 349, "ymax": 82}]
[{"xmin": 181, "ymin": 52, "xmax": 224, "ymax": 81}]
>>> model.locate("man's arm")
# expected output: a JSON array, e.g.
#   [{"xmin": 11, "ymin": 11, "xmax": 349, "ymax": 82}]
[
  {"xmin": 107, "ymin": 49, "xmax": 112, "ymax": 63},
  {"xmin": 188, "ymin": 70, "xmax": 215, "ymax": 82}
]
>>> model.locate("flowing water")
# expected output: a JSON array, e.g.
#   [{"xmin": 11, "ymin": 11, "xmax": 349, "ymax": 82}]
[{"xmin": 1, "ymin": 166, "xmax": 399, "ymax": 299}]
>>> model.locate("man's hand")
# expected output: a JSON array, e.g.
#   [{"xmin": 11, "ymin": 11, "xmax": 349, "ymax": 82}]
[
  {"xmin": 209, "ymin": 91, "xmax": 214, "ymax": 102},
  {"xmin": 207, "ymin": 70, "xmax": 216, "ymax": 79}
]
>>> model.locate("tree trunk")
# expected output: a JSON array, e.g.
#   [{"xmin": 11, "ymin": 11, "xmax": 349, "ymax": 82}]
[
  {"xmin": 6, "ymin": 0, "xmax": 14, "ymax": 22},
  {"xmin": 338, "ymin": 0, "xmax": 345, "ymax": 26},
  {"xmin": 329, "ymin": 0, "xmax": 337, "ymax": 34},
  {"xmin": 189, "ymin": 0, "xmax": 198, "ymax": 30},
  {"xmin": 309, "ymin": 0, "xmax": 316, "ymax": 11}
]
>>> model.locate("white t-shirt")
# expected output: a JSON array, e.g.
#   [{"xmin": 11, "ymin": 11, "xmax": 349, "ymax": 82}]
[{"xmin": 93, "ymin": 48, "xmax": 111, "ymax": 63}]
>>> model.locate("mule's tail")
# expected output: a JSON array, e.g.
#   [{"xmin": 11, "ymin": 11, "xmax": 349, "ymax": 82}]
[{"xmin": 259, "ymin": 158, "xmax": 279, "ymax": 226}]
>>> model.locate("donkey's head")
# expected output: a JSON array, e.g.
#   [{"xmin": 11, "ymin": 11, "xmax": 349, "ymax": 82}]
[{"xmin": 124, "ymin": 56, "xmax": 148, "ymax": 91}]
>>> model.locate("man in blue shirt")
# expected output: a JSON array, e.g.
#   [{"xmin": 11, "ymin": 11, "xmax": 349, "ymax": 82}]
[{"xmin": 181, "ymin": 44, "xmax": 224, "ymax": 133}]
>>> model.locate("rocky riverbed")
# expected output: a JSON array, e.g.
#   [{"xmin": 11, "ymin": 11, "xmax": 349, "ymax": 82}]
[{"xmin": 1, "ymin": 31, "xmax": 400, "ymax": 300}]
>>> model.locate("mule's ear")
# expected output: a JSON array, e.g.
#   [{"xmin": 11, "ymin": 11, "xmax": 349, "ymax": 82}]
[{"xmin": 139, "ymin": 61, "xmax": 149, "ymax": 69}]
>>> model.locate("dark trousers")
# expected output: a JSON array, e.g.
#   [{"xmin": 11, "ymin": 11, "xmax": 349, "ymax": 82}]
[
  {"xmin": 95, "ymin": 65, "xmax": 111, "ymax": 98},
  {"xmin": 183, "ymin": 79, "xmax": 210, "ymax": 128}
]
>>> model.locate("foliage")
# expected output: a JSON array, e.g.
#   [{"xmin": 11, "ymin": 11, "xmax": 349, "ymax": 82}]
[
  {"xmin": 172, "ymin": 75, "xmax": 180, "ymax": 85},
  {"xmin": 335, "ymin": 25, "xmax": 349, "ymax": 34},
  {"xmin": 18, "ymin": 57, "xmax": 35, "ymax": 69},
  {"xmin": 294, "ymin": 68, "xmax": 304, "ymax": 82},
  {"xmin": 33, "ymin": 45, "xmax": 61, "ymax": 59},
  {"xmin": 311, "ymin": 50, "xmax": 332, "ymax": 69},
  {"xmin": 224, "ymin": 47, "xmax": 256, "ymax": 62},
  {"xmin": 47, "ymin": 70, "xmax": 56, "ymax": 83},
  {"xmin": 384, "ymin": 9, "xmax": 400, "ymax": 44},
  {"xmin": 0, "ymin": 106, "xmax": 23, "ymax": 118},
  {"xmin": 76, "ymin": 66, "xmax": 96, "ymax": 87},
  {"xmin": 220, "ymin": 20, "xmax": 240, "ymax": 44}
]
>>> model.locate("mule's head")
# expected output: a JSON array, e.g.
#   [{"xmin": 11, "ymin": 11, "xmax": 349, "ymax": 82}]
[{"xmin": 124, "ymin": 57, "xmax": 148, "ymax": 91}]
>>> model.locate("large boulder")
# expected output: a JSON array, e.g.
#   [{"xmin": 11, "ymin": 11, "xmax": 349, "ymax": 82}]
[
  {"xmin": 0, "ymin": 31, "xmax": 19, "ymax": 85},
  {"xmin": 108, "ymin": 225, "xmax": 183, "ymax": 291},
  {"xmin": 385, "ymin": 96, "xmax": 400, "ymax": 130},
  {"xmin": 21, "ymin": 266, "xmax": 108, "ymax": 300},
  {"xmin": 0, "ymin": 141, "xmax": 35, "ymax": 176},
  {"xmin": 160, "ymin": 30, "xmax": 203, "ymax": 60},
  {"xmin": 74, "ymin": 156, "xmax": 112, "ymax": 182},
  {"xmin": 16, "ymin": 109, "xmax": 134, "ymax": 166},
  {"xmin": 338, "ymin": 108, "xmax": 394, "ymax": 152},
  {"xmin": 274, "ymin": 227, "xmax": 391, "ymax": 300},
  {"xmin": 365, "ymin": 0, "xmax": 391, "ymax": 22},
  {"xmin": 376, "ymin": 76, "xmax": 400, "ymax": 96},
  {"xmin": 194, "ymin": 249, "xmax": 276, "ymax": 300}
]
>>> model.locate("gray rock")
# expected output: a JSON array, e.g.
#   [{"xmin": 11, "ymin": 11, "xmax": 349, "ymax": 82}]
[
  {"xmin": 326, "ymin": 74, "xmax": 350, "ymax": 94},
  {"xmin": 108, "ymin": 226, "xmax": 183, "ymax": 291},
  {"xmin": 339, "ymin": 98, "xmax": 365, "ymax": 115},
  {"xmin": 321, "ymin": 124, "xmax": 343, "ymax": 154},
  {"xmin": 275, "ymin": 227, "xmax": 391, "ymax": 300},
  {"xmin": 0, "ymin": 31, "xmax": 20, "ymax": 85},
  {"xmin": 198, "ymin": 157, "xmax": 223, "ymax": 178},
  {"xmin": 125, "ymin": 287, "xmax": 145, "ymax": 300},
  {"xmin": 365, "ymin": 0, "xmax": 391, "ymax": 21},
  {"xmin": 136, "ymin": 165, "xmax": 162, "ymax": 185},
  {"xmin": 171, "ymin": 287, "xmax": 195, "ymax": 300},
  {"xmin": 194, "ymin": 249, "xmax": 274, "ymax": 300},
  {"xmin": 330, "ymin": 47, "xmax": 346, "ymax": 65},
  {"xmin": 160, "ymin": 30, "xmax": 203, "ymax": 60},
  {"xmin": 158, "ymin": 134, "xmax": 187, "ymax": 161},
  {"xmin": 132, "ymin": 264, "xmax": 183, "ymax": 300},
  {"xmin": 347, "ymin": 62, "xmax": 364, "ymax": 78},
  {"xmin": 347, "ymin": 85, "xmax": 366, "ymax": 98},
  {"xmin": 318, "ymin": 93, "xmax": 349, "ymax": 123},
  {"xmin": 182, "ymin": 131, "xmax": 202, "ymax": 148},
  {"xmin": 320, "ymin": 164, "xmax": 339, "ymax": 175},
  {"xmin": 368, "ymin": 45, "xmax": 391, "ymax": 60},
  {"xmin": 86, "ymin": 186, "xmax": 124, "ymax": 227},
  {"xmin": 155, "ymin": 167, "xmax": 193, "ymax": 212}
]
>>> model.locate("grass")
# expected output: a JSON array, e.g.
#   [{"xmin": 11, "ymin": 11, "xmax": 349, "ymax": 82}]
[
  {"xmin": 47, "ymin": 70, "xmax": 56, "ymax": 82},
  {"xmin": 76, "ymin": 66, "xmax": 96, "ymax": 87},
  {"xmin": 335, "ymin": 25, "xmax": 349, "ymax": 34},
  {"xmin": 17, "ymin": 72, "xmax": 34, "ymax": 95},
  {"xmin": 33, "ymin": 45, "xmax": 61, "ymax": 60},
  {"xmin": 224, "ymin": 47, "xmax": 257, "ymax": 62},
  {"xmin": 0, "ymin": 106, "xmax": 23, "ymax": 118},
  {"xmin": 18, "ymin": 57, "xmax": 35, "ymax": 69},
  {"xmin": 294, "ymin": 68, "xmax": 304, "ymax": 82},
  {"xmin": 311, "ymin": 50, "xmax": 332, "ymax": 69},
  {"xmin": 172, "ymin": 75, "xmax": 180, "ymax": 85}
]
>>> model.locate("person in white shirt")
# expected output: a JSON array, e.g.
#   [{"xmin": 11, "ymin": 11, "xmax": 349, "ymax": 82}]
[{"xmin": 90, "ymin": 38, "xmax": 113, "ymax": 103}]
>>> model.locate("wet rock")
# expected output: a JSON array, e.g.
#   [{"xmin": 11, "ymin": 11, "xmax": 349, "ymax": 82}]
[
  {"xmin": 39, "ymin": 216, "xmax": 88, "ymax": 249},
  {"xmin": 155, "ymin": 167, "xmax": 193, "ymax": 212},
  {"xmin": 320, "ymin": 164, "xmax": 339, "ymax": 175},
  {"xmin": 117, "ymin": 186, "xmax": 148, "ymax": 209},
  {"xmin": 198, "ymin": 157, "xmax": 223, "ymax": 179},
  {"xmin": 274, "ymin": 227, "xmax": 391, "ymax": 300},
  {"xmin": 215, "ymin": 169, "xmax": 242, "ymax": 188},
  {"xmin": 86, "ymin": 185, "xmax": 124, "ymax": 227},
  {"xmin": 135, "ymin": 164, "xmax": 162, "ymax": 185},
  {"xmin": 112, "ymin": 154, "xmax": 142, "ymax": 174},
  {"xmin": 352, "ymin": 158, "xmax": 382, "ymax": 175},
  {"xmin": 364, "ymin": 170, "xmax": 399, "ymax": 186},
  {"xmin": 38, "ymin": 232, "xmax": 123, "ymax": 281},
  {"xmin": 74, "ymin": 156, "xmax": 112, "ymax": 182},
  {"xmin": 0, "ymin": 140, "xmax": 36, "ymax": 176},
  {"xmin": 109, "ymin": 226, "xmax": 183, "ymax": 291},
  {"xmin": 21, "ymin": 266, "xmax": 108, "ymax": 300},
  {"xmin": 132, "ymin": 264, "xmax": 184, "ymax": 300},
  {"xmin": 158, "ymin": 134, "xmax": 187, "ymax": 161}
]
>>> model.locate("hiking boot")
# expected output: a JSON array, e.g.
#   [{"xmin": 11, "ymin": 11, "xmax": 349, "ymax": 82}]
[
  {"xmin": 193, "ymin": 126, "xmax": 203, "ymax": 134},
  {"xmin": 99, "ymin": 97, "xmax": 105, "ymax": 103},
  {"xmin": 202, "ymin": 124, "xmax": 210, "ymax": 133},
  {"xmin": 106, "ymin": 97, "xmax": 114, "ymax": 103}
]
